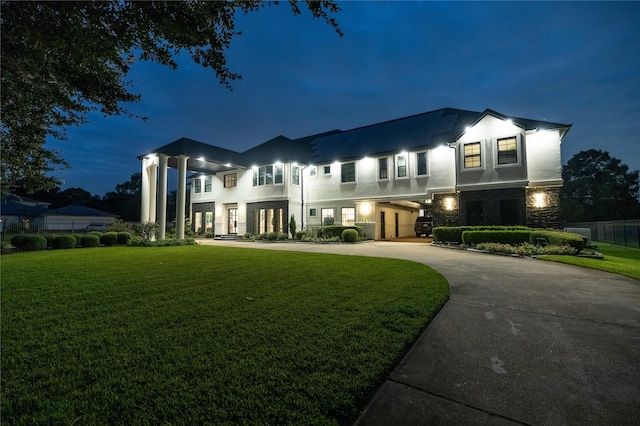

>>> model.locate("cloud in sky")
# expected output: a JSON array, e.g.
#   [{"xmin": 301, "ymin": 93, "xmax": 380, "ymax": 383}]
[{"xmin": 46, "ymin": 1, "xmax": 640, "ymax": 196}]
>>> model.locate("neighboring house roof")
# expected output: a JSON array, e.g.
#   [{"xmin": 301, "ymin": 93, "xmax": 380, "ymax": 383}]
[
  {"xmin": 52, "ymin": 206, "xmax": 117, "ymax": 217},
  {"xmin": 1, "ymin": 196, "xmax": 116, "ymax": 218},
  {"xmin": 140, "ymin": 107, "xmax": 572, "ymax": 172}
]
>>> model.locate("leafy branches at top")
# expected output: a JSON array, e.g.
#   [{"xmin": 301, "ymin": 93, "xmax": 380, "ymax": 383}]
[{"xmin": 0, "ymin": 0, "xmax": 341, "ymax": 195}]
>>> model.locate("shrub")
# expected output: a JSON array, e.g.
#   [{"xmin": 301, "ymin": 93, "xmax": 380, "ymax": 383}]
[
  {"xmin": 295, "ymin": 231, "xmax": 306, "ymax": 240},
  {"xmin": 462, "ymin": 230, "xmax": 531, "ymax": 246},
  {"xmin": 98, "ymin": 232, "xmax": 117, "ymax": 246},
  {"xmin": 22, "ymin": 235, "xmax": 47, "ymax": 251},
  {"xmin": 277, "ymin": 232, "xmax": 289, "ymax": 241},
  {"xmin": 342, "ymin": 229, "xmax": 359, "ymax": 242},
  {"xmin": 139, "ymin": 221, "xmax": 159, "ymax": 242},
  {"xmin": 117, "ymin": 232, "xmax": 132, "ymax": 245},
  {"xmin": 530, "ymin": 230, "xmax": 585, "ymax": 252},
  {"xmin": 242, "ymin": 233, "xmax": 255, "ymax": 241},
  {"xmin": 10, "ymin": 235, "xmax": 26, "ymax": 249},
  {"xmin": 128, "ymin": 238, "xmax": 198, "ymax": 247},
  {"xmin": 87, "ymin": 231, "xmax": 103, "ymax": 238},
  {"xmin": 316, "ymin": 225, "xmax": 364, "ymax": 239},
  {"xmin": 53, "ymin": 235, "xmax": 77, "ymax": 249},
  {"xmin": 289, "ymin": 215, "xmax": 297, "ymax": 238},
  {"xmin": 108, "ymin": 219, "xmax": 133, "ymax": 232},
  {"xmin": 73, "ymin": 234, "xmax": 83, "ymax": 247},
  {"xmin": 80, "ymin": 235, "xmax": 100, "ymax": 247},
  {"xmin": 42, "ymin": 234, "xmax": 58, "ymax": 248},
  {"xmin": 434, "ymin": 226, "xmax": 532, "ymax": 244}
]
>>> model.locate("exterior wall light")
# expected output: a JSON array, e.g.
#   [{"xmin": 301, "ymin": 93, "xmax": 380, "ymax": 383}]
[
  {"xmin": 445, "ymin": 197, "xmax": 454, "ymax": 211},
  {"xmin": 534, "ymin": 193, "xmax": 545, "ymax": 208}
]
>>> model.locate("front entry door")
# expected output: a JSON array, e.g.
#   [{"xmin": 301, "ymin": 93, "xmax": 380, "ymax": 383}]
[
  {"xmin": 228, "ymin": 208, "xmax": 238, "ymax": 234},
  {"xmin": 380, "ymin": 211, "xmax": 386, "ymax": 239}
]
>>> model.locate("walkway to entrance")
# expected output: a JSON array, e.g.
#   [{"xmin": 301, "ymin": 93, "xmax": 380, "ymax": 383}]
[{"xmin": 197, "ymin": 239, "xmax": 640, "ymax": 425}]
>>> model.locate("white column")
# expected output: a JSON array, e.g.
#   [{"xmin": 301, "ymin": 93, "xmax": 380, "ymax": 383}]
[
  {"xmin": 140, "ymin": 158, "xmax": 150, "ymax": 223},
  {"xmin": 157, "ymin": 154, "xmax": 168, "ymax": 240},
  {"xmin": 176, "ymin": 155, "xmax": 189, "ymax": 239},
  {"xmin": 148, "ymin": 162, "xmax": 158, "ymax": 223}
]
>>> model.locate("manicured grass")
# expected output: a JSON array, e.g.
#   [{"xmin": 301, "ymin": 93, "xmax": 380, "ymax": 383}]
[
  {"xmin": 540, "ymin": 242, "xmax": 640, "ymax": 281},
  {"xmin": 1, "ymin": 246, "xmax": 449, "ymax": 425}
]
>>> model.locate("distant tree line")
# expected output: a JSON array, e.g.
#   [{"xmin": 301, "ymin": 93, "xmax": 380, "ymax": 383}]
[
  {"xmin": 561, "ymin": 150, "xmax": 639, "ymax": 222},
  {"xmin": 12, "ymin": 173, "xmax": 177, "ymax": 223}
]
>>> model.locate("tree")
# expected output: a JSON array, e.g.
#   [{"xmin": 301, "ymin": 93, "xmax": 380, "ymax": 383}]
[
  {"xmin": 561, "ymin": 149, "xmax": 640, "ymax": 222},
  {"xmin": 1, "ymin": 0, "xmax": 341, "ymax": 195},
  {"xmin": 101, "ymin": 173, "xmax": 142, "ymax": 221}
]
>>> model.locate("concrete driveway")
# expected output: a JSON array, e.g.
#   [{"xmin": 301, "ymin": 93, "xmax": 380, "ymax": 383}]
[{"xmin": 198, "ymin": 239, "xmax": 640, "ymax": 425}]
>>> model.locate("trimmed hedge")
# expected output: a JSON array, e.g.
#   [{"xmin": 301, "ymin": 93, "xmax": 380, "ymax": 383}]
[
  {"xmin": 316, "ymin": 225, "xmax": 364, "ymax": 239},
  {"xmin": 433, "ymin": 226, "xmax": 531, "ymax": 244},
  {"xmin": 530, "ymin": 230, "xmax": 585, "ymax": 252},
  {"xmin": 86, "ymin": 231, "xmax": 103, "ymax": 238},
  {"xmin": 22, "ymin": 235, "xmax": 47, "ymax": 251},
  {"xmin": 43, "ymin": 234, "xmax": 58, "ymax": 248},
  {"xmin": 10, "ymin": 235, "xmax": 26, "ymax": 249},
  {"xmin": 53, "ymin": 235, "xmax": 77, "ymax": 249},
  {"xmin": 117, "ymin": 232, "xmax": 132, "ymax": 245},
  {"xmin": 342, "ymin": 229, "xmax": 359, "ymax": 242},
  {"xmin": 80, "ymin": 235, "xmax": 100, "ymax": 247},
  {"xmin": 462, "ymin": 230, "xmax": 531, "ymax": 246},
  {"xmin": 100, "ymin": 232, "xmax": 118, "ymax": 246}
]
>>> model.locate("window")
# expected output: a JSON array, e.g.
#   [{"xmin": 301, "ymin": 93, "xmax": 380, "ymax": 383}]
[
  {"xmin": 254, "ymin": 208, "xmax": 284, "ymax": 234},
  {"xmin": 309, "ymin": 166, "xmax": 317, "ymax": 177},
  {"xmin": 324, "ymin": 165, "xmax": 331, "ymax": 175},
  {"xmin": 396, "ymin": 154, "xmax": 407, "ymax": 178},
  {"xmin": 292, "ymin": 165, "xmax": 300, "ymax": 185},
  {"xmin": 194, "ymin": 212, "xmax": 203, "ymax": 233},
  {"xmin": 464, "ymin": 142, "xmax": 482, "ymax": 169},
  {"xmin": 204, "ymin": 176, "xmax": 212, "ymax": 192},
  {"xmin": 417, "ymin": 152, "xmax": 428, "ymax": 176},
  {"xmin": 274, "ymin": 164, "xmax": 283, "ymax": 184},
  {"xmin": 378, "ymin": 157, "xmax": 388, "ymax": 180},
  {"xmin": 205, "ymin": 212, "xmax": 213, "ymax": 233},
  {"xmin": 341, "ymin": 162, "xmax": 356, "ymax": 183},
  {"xmin": 497, "ymin": 136, "xmax": 518, "ymax": 165},
  {"xmin": 342, "ymin": 208, "xmax": 355, "ymax": 226},
  {"xmin": 252, "ymin": 165, "xmax": 283, "ymax": 187},
  {"xmin": 310, "ymin": 208, "xmax": 317, "ymax": 217},
  {"xmin": 194, "ymin": 177, "xmax": 202, "ymax": 193},
  {"xmin": 224, "ymin": 173, "xmax": 237, "ymax": 188},
  {"xmin": 321, "ymin": 208, "xmax": 334, "ymax": 226}
]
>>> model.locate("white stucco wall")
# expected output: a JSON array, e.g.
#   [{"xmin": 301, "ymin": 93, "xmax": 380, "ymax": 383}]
[
  {"xmin": 456, "ymin": 115, "xmax": 528, "ymax": 190},
  {"xmin": 525, "ymin": 129, "xmax": 563, "ymax": 186}
]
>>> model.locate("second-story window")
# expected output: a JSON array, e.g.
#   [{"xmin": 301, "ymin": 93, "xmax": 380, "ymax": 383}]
[
  {"xmin": 396, "ymin": 154, "xmax": 407, "ymax": 178},
  {"xmin": 224, "ymin": 173, "xmax": 237, "ymax": 188},
  {"xmin": 194, "ymin": 177, "xmax": 202, "ymax": 193},
  {"xmin": 341, "ymin": 162, "xmax": 356, "ymax": 183},
  {"xmin": 417, "ymin": 152, "xmax": 428, "ymax": 176},
  {"xmin": 253, "ymin": 165, "xmax": 283, "ymax": 187},
  {"xmin": 292, "ymin": 165, "xmax": 300, "ymax": 185},
  {"xmin": 204, "ymin": 176, "xmax": 212, "ymax": 192},
  {"xmin": 497, "ymin": 136, "xmax": 518, "ymax": 165},
  {"xmin": 464, "ymin": 142, "xmax": 482, "ymax": 169},
  {"xmin": 378, "ymin": 157, "xmax": 388, "ymax": 180}
]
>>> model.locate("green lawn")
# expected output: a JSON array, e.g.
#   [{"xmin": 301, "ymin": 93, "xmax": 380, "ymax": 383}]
[
  {"xmin": 540, "ymin": 242, "xmax": 640, "ymax": 281},
  {"xmin": 1, "ymin": 246, "xmax": 449, "ymax": 425}
]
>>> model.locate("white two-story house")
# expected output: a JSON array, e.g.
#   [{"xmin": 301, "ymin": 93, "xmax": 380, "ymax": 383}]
[{"xmin": 139, "ymin": 108, "xmax": 570, "ymax": 240}]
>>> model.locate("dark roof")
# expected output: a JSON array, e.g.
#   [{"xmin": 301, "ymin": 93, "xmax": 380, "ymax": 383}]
[
  {"xmin": 140, "ymin": 107, "xmax": 572, "ymax": 171},
  {"xmin": 1, "ymin": 196, "xmax": 115, "ymax": 218},
  {"xmin": 139, "ymin": 137, "xmax": 246, "ymax": 175},
  {"xmin": 52, "ymin": 206, "xmax": 116, "ymax": 217},
  {"xmin": 309, "ymin": 108, "xmax": 480, "ymax": 163}
]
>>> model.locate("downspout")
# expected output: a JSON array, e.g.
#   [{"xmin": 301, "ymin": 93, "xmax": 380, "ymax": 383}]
[{"xmin": 300, "ymin": 166, "xmax": 306, "ymax": 231}]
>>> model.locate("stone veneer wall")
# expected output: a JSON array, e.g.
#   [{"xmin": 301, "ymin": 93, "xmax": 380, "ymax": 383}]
[
  {"xmin": 525, "ymin": 186, "xmax": 561, "ymax": 228},
  {"xmin": 432, "ymin": 193, "xmax": 460, "ymax": 227},
  {"xmin": 191, "ymin": 202, "xmax": 215, "ymax": 233},
  {"xmin": 246, "ymin": 200, "xmax": 289, "ymax": 235},
  {"xmin": 459, "ymin": 188, "xmax": 527, "ymax": 226}
]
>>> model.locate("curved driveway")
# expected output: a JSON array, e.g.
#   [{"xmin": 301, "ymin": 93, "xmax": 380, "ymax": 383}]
[{"xmin": 199, "ymin": 239, "xmax": 640, "ymax": 425}]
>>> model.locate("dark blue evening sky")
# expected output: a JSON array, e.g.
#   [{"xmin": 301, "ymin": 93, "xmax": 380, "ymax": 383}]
[{"xmin": 47, "ymin": 1, "xmax": 640, "ymax": 196}]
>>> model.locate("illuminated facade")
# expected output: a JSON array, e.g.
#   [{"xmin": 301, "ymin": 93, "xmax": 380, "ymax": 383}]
[{"xmin": 139, "ymin": 108, "xmax": 570, "ymax": 239}]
